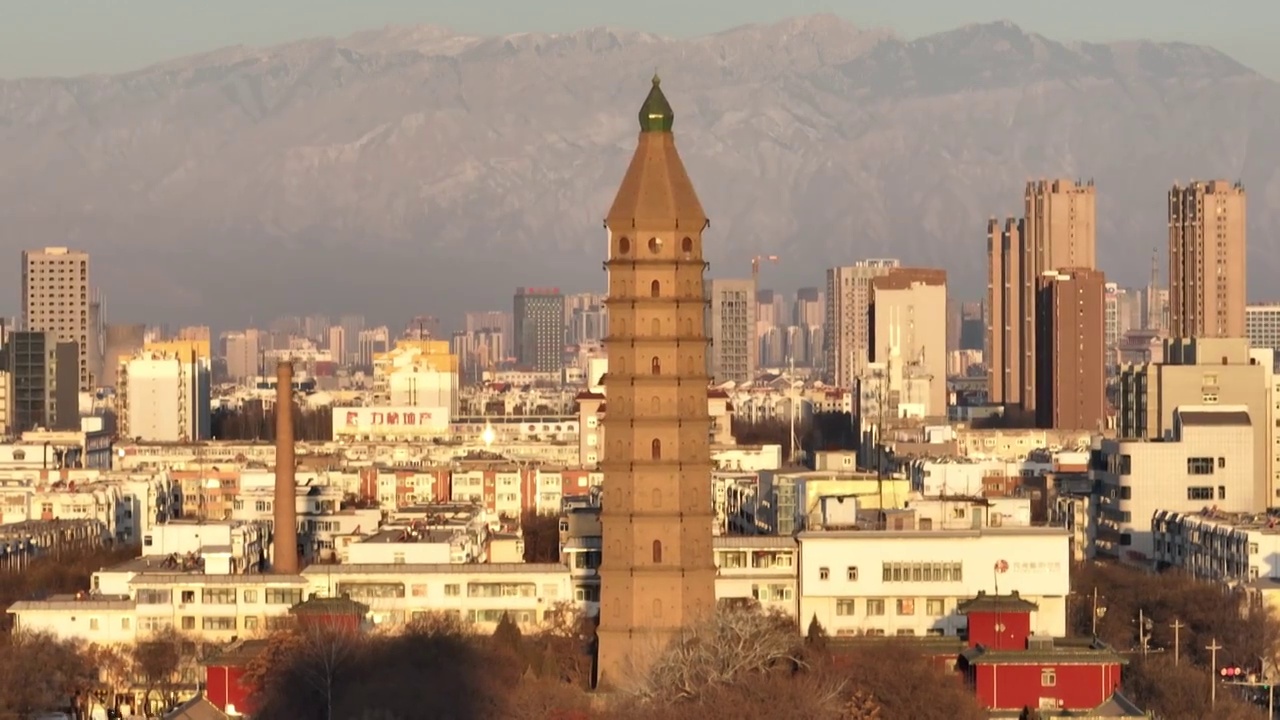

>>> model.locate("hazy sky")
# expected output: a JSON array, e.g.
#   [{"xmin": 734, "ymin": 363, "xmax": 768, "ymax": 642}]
[{"xmin": 2, "ymin": 0, "xmax": 1277, "ymax": 79}]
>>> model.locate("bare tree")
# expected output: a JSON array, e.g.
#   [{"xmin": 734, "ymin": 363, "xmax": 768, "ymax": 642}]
[
  {"xmin": 520, "ymin": 510, "xmax": 561, "ymax": 563},
  {"xmin": 624, "ymin": 606, "xmax": 841, "ymax": 707},
  {"xmin": 1123, "ymin": 655, "xmax": 1264, "ymax": 720},
  {"xmin": 0, "ymin": 632, "xmax": 93, "ymax": 718},
  {"xmin": 130, "ymin": 628, "xmax": 187, "ymax": 714}
]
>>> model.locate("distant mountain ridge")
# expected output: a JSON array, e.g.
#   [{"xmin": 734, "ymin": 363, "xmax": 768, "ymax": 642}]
[{"xmin": 0, "ymin": 14, "xmax": 1276, "ymax": 326}]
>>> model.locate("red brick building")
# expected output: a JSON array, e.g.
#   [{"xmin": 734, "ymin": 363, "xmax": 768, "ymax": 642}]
[{"xmin": 956, "ymin": 591, "xmax": 1144, "ymax": 717}]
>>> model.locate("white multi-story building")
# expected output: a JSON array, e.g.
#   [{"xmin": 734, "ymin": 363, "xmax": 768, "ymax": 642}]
[
  {"xmin": 1152, "ymin": 509, "xmax": 1280, "ymax": 584},
  {"xmin": 797, "ymin": 524, "xmax": 1070, "ymax": 638},
  {"xmin": 1096, "ymin": 405, "xmax": 1256, "ymax": 563},
  {"xmin": 118, "ymin": 351, "xmax": 212, "ymax": 442},
  {"xmin": 714, "ymin": 536, "xmax": 798, "ymax": 617}
]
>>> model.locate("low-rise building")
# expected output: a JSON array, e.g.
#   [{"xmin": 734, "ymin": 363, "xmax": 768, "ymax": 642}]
[
  {"xmin": 1096, "ymin": 405, "xmax": 1256, "ymax": 564},
  {"xmin": 798, "ymin": 518, "xmax": 1070, "ymax": 639},
  {"xmin": 1151, "ymin": 509, "xmax": 1280, "ymax": 584}
]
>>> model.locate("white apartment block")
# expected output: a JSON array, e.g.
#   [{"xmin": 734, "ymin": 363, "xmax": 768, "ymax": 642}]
[
  {"xmin": 118, "ymin": 351, "xmax": 212, "ymax": 442},
  {"xmin": 22, "ymin": 246, "xmax": 91, "ymax": 390},
  {"xmin": 798, "ymin": 526, "xmax": 1069, "ymax": 638},
  {"xmin": 1096, "ymin": 406, "xmax": 1256, "ymax": 563},
  {"xmin": 1152, "ymin": 509, "xmax": 1280, "ymax": 584}
]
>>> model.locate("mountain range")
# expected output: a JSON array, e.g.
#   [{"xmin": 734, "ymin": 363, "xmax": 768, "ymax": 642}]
[{"xmin": 1, "ymin": 14, "xmax": 1277, "ymax": 327}]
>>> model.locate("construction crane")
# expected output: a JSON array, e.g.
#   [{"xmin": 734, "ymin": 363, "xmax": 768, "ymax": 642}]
[{"xmin": 751, "ymin": 255, "xmax": 779, "ymax": 285}]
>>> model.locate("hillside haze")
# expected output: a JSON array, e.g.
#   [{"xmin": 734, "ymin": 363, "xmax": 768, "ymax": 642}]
[{"xmin": 1, "ymin": 14, "xmax": 1277, "ymax": 327}]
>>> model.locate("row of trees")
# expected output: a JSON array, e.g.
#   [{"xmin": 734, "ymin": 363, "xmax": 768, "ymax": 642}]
[
  {"xmin": 246, "ymin": 605, "xmax": 984, "ymax": 720},
  {"xmin": 210, "ymin": 403, "xmax": 333, "ymax": 441},
  {"xmin": 0, "ymin": 628, "xmax": 210, "ymax": 718},
  {"xmin": 1071, "ymin": 562, "xmax": 1274, "ymax": 719},
  {"xmin": 0, "ymin": 543, "xmax": 137, "ymax": 631}
]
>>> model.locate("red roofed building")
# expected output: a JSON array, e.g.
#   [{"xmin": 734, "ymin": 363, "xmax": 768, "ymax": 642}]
[{"xmin": 956, "ymin": 591, "xmax": 1144, "ymax": 717}]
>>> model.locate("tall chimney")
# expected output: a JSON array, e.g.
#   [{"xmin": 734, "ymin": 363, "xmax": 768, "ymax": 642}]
[{"xmin": 272, "ymin": 360, "xmax": 299, "ymax": 574}]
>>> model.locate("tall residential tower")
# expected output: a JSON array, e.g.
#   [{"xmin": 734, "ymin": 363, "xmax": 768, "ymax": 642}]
[
  {"xmin": 22, "ymin": 247, "xmax": 92, "ymax": 390},
  {"xmin": 1168, "ymin": 180, "xmax": 1246, "ymax": 339}
]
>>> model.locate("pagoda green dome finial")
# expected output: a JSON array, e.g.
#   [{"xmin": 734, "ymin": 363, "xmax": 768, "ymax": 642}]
[{"xmin": 638, "ymin": 73, "xmax": 673, "ymax": 133}]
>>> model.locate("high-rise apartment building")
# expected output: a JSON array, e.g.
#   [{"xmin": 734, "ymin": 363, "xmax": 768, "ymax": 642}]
[
  {"xmin": 1035, "ymin": 269, "xmax": 1106, "ymax": 430},
  {"xmin": 22, "ymin": 247, "xmax": 91, "ymax": 390},
  {"xmin": 1168, "ymin": 180, "xmax": 1247, "ymax": 339},
  {"xmin": 513, "ymin": 288, "xmax": 565, "ymax": 374},
  {"xmin": 356, "ymin": 327, "xmax": 390, "ymax": 369},
  {"xmin": 986, "ymin": 180, "xmax": 1097, "ymax": 418},
  {"xmin": 708, "ymin": 279, "xmax": 756, "ymax": 382},
  {"xmin": 224, "ymin": 330, "xmax": 264, "ymax": 381},
  {"xmin": 792, "ymin": 287, "xmax": 824, "ymax": 368},
  {"xmin": 1247, "ymin": 305, "xmax": 1280, "ymax": 364},
  {"xmin": 825, "ymin": 259, "xmax": 900, "ymax": 387},
  {"xmin": 1, "ymin": 331, "xmax": 79, "ymax": 432},
  {"xmin": 868, "ymin": 268, "xmax": 948, "ymax": 415},
  {"xmin": 597, "ymin": 76, "xmax": 716, "ymax": 687}
]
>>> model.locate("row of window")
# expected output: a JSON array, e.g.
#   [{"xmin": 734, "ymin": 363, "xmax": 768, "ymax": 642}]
[
  {"xmin": 137, "ymin": 588, "xmax": 302, "ymax": 606},
  {"xmin": 835, "ymin": 598, "xmax": 948, "ymax": 616},
  {"xmin": 815, "ymin": 562, "xmax": 966, "ymax": 583}
]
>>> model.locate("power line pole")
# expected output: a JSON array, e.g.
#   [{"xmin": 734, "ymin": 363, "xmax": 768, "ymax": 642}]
[
  {"xmin": 1091, "ymin": 587, "xmax": 1100, "ymax": 636},
  {"xmin": 1207, "ymin": 638, "xmax": 1223, "ymax": 708},
  {"xmin": 1170, "ymin": 618, "xmax": 1185, "ymax": 665}
]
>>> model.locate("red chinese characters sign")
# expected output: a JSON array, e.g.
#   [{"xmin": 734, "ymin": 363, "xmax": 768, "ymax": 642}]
[{"xmin": 334, "ymin": 407, "xmax": 448, "ymax": 433}]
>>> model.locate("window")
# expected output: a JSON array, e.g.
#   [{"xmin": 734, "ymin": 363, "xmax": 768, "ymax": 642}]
[
  {"xmin": 444, "ymin": 584, "xmax": 461, "ymax": 597},
  {"xmin": 681, "ymin": 237, "xmax": 693, "ymax": 254},
  {"xmin": 202, "ymin": 588, "xmax": 237, "ymax": 605},
  {"xmin": 836, "ymin": 599, "xmax": 856, "ymax": 616},
  {"xmin": 926, "ymin": 598, "xmax": 946, "ymax": 615},
  {"xmin": 651, "ymin": 438, "xmax": 662, "ymax": 460},
  {"xmin": 181, "ymin": 617, "xmax": 195, "ymax": 630},
  {"xmin": 202, "ymin": 617, "xmax": 236, "ymax": 631},
  {"xmin": 846, "ymin": 566, "xmax": 859, "ymax": 581},
  {"xmin": 895, "ymin": 629, "xmax": 915, "ymax": 637},
  {"xmin": 1187, "ymin": 486, "xmax": 1214, "ymax": 501},
  {"xmin": 265, "ymin": 588, "xmax": 303, "ymax": 605},
  {"xmin": 650, "ymin": 280, "xmax": 660, "ymax": 298},
  {"xmin": 1218, "ymin": 457, "xmax": 1227, "ymax": 469},
  {"xmin": 819, "ymin": 567, "xmax": 830, "ymax": 580},
  {"xmin": 121, "ymin": 618, "xmax": 131, "ymax": 630},
  {"xmin": 652, "ymin": 540, "xmax": 663, "ymax": 564},
  {"xmin": 719, "ymin": 551, "xmax": 747, "ymax": 569},
  {"xmin": 1250, "ymin": 543, "xmax": 1260, "ymax": 555},
  {"xmin": 136, "ymin": 589, "xmax": 171, "ymax": 604},
  {"xmin": 1187, "ymin": 457, "xmax": 1215, "ymax": 475},
  {"xmin": 866, "ymin": 599, "xmax": 885, "ymax": 616},
  {"xmin": 618, "ymin": 236, "xmax": 630, "ymax": 254},
  {"xmin": 651, "ymin": 356, "xmax": 661, "ymax": 375},
  {"xmin": 243, "ymin": 589, "xmax": 259, "ymax": 604},
  {"xmin": 180, "ymin": 591, "xmax": 195, "ymax": 604},
  {"xmin": 648, "ymin": 237, "xmax": 662, "ymax": 253},
  {"xmin": 89, "ymin": 618, "xmax": 99, "ymax": 630},
  {"xmin": 883, "ymin": 561, "xmax": 962, "ymax": 582},
  {"xmin": 244, "ymin": 616, "xmax": 259, "ymax": 630},
  {"xmin": 896, "ymin": 599, "xmax": 915, "ymax": 615},
  {"xmin": 1218, "ymin": 486, "xmax": 1227, "ymax": 500},
  {"xmin": 1041, "ymin": 669, "xmax": 1057, "ymax": 687}
]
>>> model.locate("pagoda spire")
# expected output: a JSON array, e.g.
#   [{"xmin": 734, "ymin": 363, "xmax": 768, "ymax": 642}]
[{"xmin": 638, "ymin": 73, "xmax": 674, "ymax": 133}]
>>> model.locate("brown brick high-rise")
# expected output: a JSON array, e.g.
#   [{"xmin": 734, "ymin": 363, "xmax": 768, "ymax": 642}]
[
  {"xmin": 1168, "ymin": 180, "xmax": 1247, "ymax": 339},
  {"xmin": 596, "ymin": 76, "xmax": 717, "ymax": 688}
]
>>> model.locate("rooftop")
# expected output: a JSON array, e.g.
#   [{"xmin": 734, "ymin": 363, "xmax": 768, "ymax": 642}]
[
  {"xmin": 1178, "ymin": 409, "xmax": 1251, "ymax": 427},
  {"xmin": 956, "ymin": 591, "xmax": 1038, "ymax": 614},
  {"xmin": 300, "ymin": 562, "xmax": 567, "ymax": 576},
  {"xmin": 798, "ymin": 526, "xmax": 1068, "ymax": 540}
]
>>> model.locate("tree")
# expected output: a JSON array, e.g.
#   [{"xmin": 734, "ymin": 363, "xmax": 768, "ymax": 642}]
[
  {"xmin": 493, "ymin": 612, "xmax": 525, "ymax": 656},
  {"xmin": 622, "ymin": 607, "xmax": 837, "ymax": 707},
  {"xmin": 520, "ymin": 509, "xmax": 561, "ymax": 563},
  {"xmin": 0, "ymin": 632, "xmax": 94, "ymax": 718},
  {"xmin": 130, "ymin": 628, "xmax": 187, "ymax": 714},
  {"xmin": 1122, "ymin": 655, "xmax": 1264, "ymax": 720},
  {"xmin": 820, "ymin": 641, "xmax": 985, "ymax": 720},
  {"xmin": 806, "ymin": 615, "xmax": 830, "ymax": 652}
]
